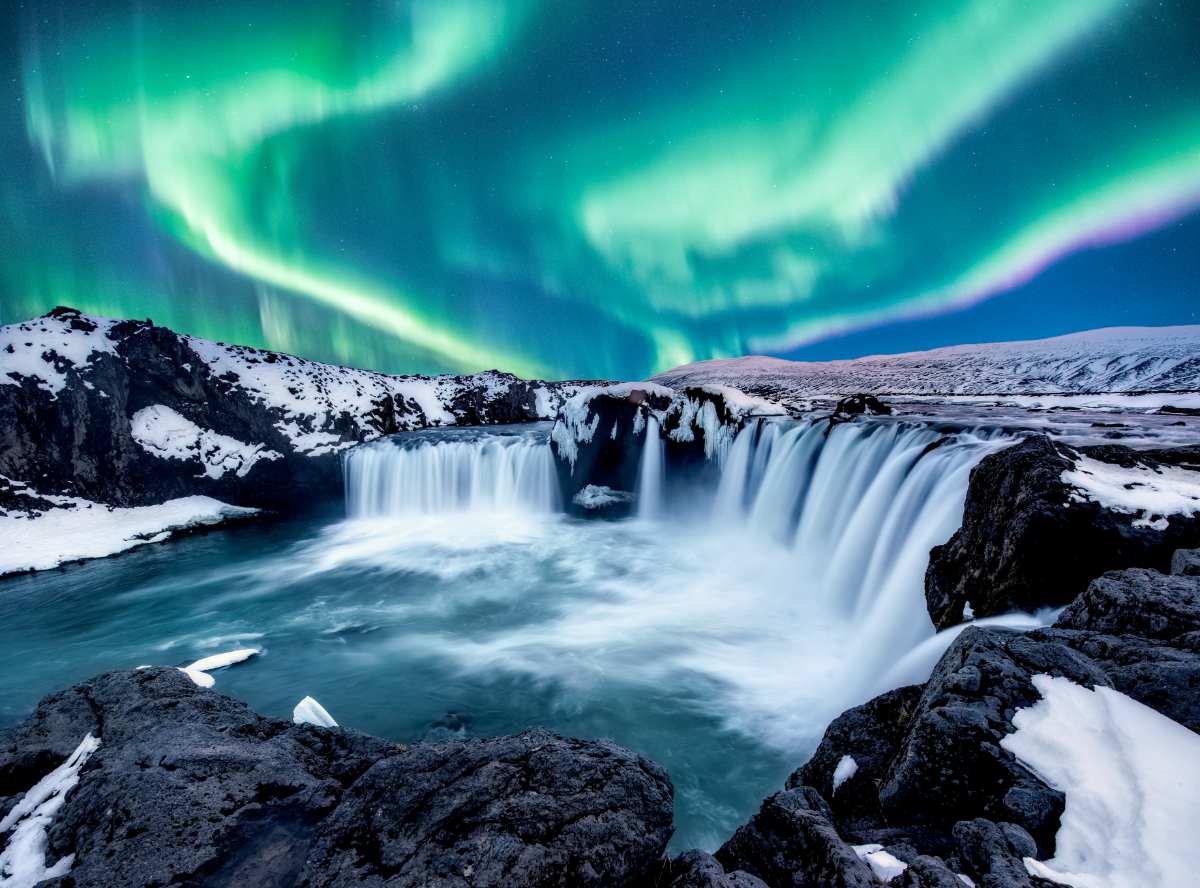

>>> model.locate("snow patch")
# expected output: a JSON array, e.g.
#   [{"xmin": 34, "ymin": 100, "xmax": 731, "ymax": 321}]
[
  {"xmin": 851, "ymin": 844, "xmax": 908, "ymax": 882},
  {"xmin": 0, "ymin": 483, "xmax": 259, "ymax": 576},
  {"xmin": 1062, "ymin": 453, "xmax": 1200, "ymax": 529},
  {"xmin": 832, "ymin": 755, "xmax": 858, "ymax": 793},
  {"xmin": 293, "ymin": 696, "xmax": 338, "ymax": 728},
  {"xmin": 176, "ymin": 647, "xmax": 258, "ymax": 688},
  {"xmin": 0, "ymin": 733, "xmax": 100, "ymax": 887},
  {"xmin": 184, "ymin": 648, "xmax": 260, "ymax": 672},
  {"xmin": 0, "ymin": 313, "xmax": 118, "ymax": 395},
  {"xmin": 131, "ymin": 405, "xmax": 281, "ymax": 479},
  {"xmin": 1001, "ymin": 674, "xmax": 1200, "ymax": 888}
]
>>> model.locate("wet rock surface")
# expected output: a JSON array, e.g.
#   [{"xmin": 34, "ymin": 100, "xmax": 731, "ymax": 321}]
[{"xmin": 925, "ymin": 434, "xmax": 1200, "ymax": 628}]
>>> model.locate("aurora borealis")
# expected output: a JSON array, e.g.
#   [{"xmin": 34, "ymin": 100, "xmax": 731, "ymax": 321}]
[{"xmin": 2, "ymin": 1, "xmax": 1198, "ymax": 379}]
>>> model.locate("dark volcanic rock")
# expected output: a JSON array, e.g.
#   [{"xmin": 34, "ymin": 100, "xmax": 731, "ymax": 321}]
[
  {"xmin": 667, "ymin": 850, "xmax": 768, "ymax": 888},
  {"xmin": 1054, "ymin": 568, "xmax": 1200, "ymax": 641},
  {"xmin": 0, "ymin": 669, "xmax": 673, "ymax": 888},
  {"xmin": 1172, "ymin": 547, "xmax": 1200, "ymax": 576},
  {"xmin": 715, "ymin": 787, "xmax": 878, "ymax": 888},
  {"xmin": 772, "ymin": 564, "xmax": 1200, "ymax": 887},
  {"xmin": 302, "ymin": 729, "xmax": 673, "ymax": 887},
  {"xmin": 831, "ymin": 393, "xmax": 893, "ymax": 419},
  {"xmin": 0, "ymin": 307, "xmax": 570, "ymax": 512},
  {"xmin": 787, "ymin": 685, "xmax": 923, "ymax": 831},
  {"xmin": 925, "ymin": 435, "xmax": 1200, "ymax": 628}
]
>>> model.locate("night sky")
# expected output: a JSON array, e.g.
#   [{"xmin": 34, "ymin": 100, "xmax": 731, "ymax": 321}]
[{"xmin": 2, "ymin": 0, "xmax": 1198, "ymax": 379}]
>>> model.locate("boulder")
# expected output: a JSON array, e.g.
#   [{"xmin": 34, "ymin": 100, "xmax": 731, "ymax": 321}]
[
  {"xmin": 0, "ymin": 669, "xmax": 674, "ymax": 888},
  {"xmin": 1172, "ymin": 547, "xmax": 1200, "ymax": 576},
  {"xmin": 715, "ymin": 787, "xmax": 878, "ymax": 888},
  {"xmin": 831, "ymin": 394, "xmax": 893, "ymax": 420},
  {"xmin": 1054, "ymin": 568, "xmax": 1200, "ymax": 641},
  {"xmin": 925, "ymin": 435, "xmax": 1200, "ymax": 628},
  {"xmin": 667, "ymin": 850, "xmax": 769, "ymax": 888}
]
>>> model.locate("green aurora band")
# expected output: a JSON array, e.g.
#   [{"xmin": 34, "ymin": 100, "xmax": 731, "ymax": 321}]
[{"xmin": 3, "ymin": 0, "xmax": 1199, "ymax": 378}]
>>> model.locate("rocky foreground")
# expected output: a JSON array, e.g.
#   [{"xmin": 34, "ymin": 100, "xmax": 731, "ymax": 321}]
[{"xmin": 2, "ymin": 559, "xmax": 1197, "ymax": 887}]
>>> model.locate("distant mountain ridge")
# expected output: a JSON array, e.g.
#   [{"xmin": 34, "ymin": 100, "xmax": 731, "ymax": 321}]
[{"xmin": 652, "ymin": 326, "xmax": 1200, "ymax": 398}]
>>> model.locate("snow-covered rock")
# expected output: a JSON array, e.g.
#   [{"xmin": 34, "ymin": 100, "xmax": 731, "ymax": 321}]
[
  {"xmin": 653, "ymin": 325, "xmax": 1200, "ymax": 401},
  {"xmin": 925, "ymin": 435, "xmax": 1200, "ymax": 628},
  {"xmin": 0, "ymin": 307, "xmax": 578, "ymax": 515},
  {"xmin": 1062, "ymin": 451, "xmax": 1200, "ymax": 530},
  {"xmin": 1002, "ymin": 674, "xmax": 1200, "ymax": 888},
  {"xmin": 0, "ymin": 476, "xmax": 258, "ymax": 577},
  {"xmin": 131, "ymin": 405, "xmax": 281, "ymax": 480},
  {"xmin": 0, "ymin": 732, "xmax": 100, "ymax": 887}
]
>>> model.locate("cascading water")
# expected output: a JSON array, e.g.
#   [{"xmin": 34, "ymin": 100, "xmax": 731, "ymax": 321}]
[
  {"xmin": 344, "ymin": 427, "xmax": 560, "ymax": 516},
  {"xmin": 710, "ymin": 419, "xmax": 1006, "ymax": 697},
  {"xmin": 636, "ymin": 415, "xmax": 665, "ymax": 519}
]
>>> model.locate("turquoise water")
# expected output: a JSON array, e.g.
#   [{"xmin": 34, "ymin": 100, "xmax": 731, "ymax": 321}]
[
  {"xmin": 0, "ymin": 502, "xmax": 809, "ymax": 851},
  {"xmin": 0, "ymin": 419, "xmax": 1009, "ymax": 850}
]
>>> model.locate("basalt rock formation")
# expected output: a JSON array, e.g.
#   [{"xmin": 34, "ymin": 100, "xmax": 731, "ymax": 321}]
[{"xmin": 925, "ymin": 434, "xmax": 1200, "ymax": 628}]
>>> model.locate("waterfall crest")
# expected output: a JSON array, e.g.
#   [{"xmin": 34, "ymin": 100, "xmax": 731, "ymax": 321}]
[{"xmin": 344, "ymin": 430, "xmax": 560, "ymax": 517}]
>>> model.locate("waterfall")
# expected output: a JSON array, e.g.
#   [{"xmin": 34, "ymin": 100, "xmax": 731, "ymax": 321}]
[
  {"xmin": 637, "ymin": 415, "xmax": 665, "ymax": 519},
  {"xmin": 344, "ymin": 430, "xmax": 560, "ymax": 517},
  {"xmin": 712, "ymin": 418, "xmax": 1005, "ymax": 696}
]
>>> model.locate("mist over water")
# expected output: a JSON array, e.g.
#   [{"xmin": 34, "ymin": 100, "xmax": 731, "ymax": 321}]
[
  {"xmin": 0, "ymin": 418, "xmax": 1007, "ymax": 850},
  {"xmin": 336, "ymin": 418, "xmax": 1006, "ymax": 748}
]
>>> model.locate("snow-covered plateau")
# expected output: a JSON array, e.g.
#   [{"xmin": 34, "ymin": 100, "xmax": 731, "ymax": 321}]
[{"xmin": 653, "ymin": 325, "xmax": 1200, "ymax": 405}]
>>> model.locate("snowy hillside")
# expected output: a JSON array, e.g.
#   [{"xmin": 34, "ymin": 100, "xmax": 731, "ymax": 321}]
[
  {"xmin": 653, "ymin": 326, "xmax": 1200, "ymax": 401},
  {"xmin": 0, "ymin": 309, "xmax": 570, "ymax": 454},
  {"xmin": 0, "ymin": 307, "xmax": 588, "ymax": 515}
]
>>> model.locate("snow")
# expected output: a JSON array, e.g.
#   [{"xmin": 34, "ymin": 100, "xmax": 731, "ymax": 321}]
[
  {"xmin": 184, "ymin": 648, "xmax": 260, "ymax": 672},
  {"xmin": 851, "ymin": 844, "xmax": 908, "ymax": 882},
  {"xmin": 1062, "ymin": 453, "xmax": 1200, "ymax": 529},
  {"xmin": 0, "ymin": 481, "xmax": 259, "ymax": 576},
  {"xmin": 653, "ymin": 325, "xmax": 1200, "ymax": 399},
  {"xmin": 131, "ymin": 405, "xmax": 281, "ymax": 479},
  {"xmin": 1001, "ymin": 674, "xmax": 1200, "ymax": 888},
  {"xmin": 293, "ymin": 696, "xmax": 338, "ymax": 728},
  {"xmin": 533, "ymin": 385, "xmax": 556, "ymax": 419},
  {"xmin": 698, "ymin": 384, "xmax": 786, "ymax": 417},
  {"xmin": 175, "ymin": 647, "xmax": 259, "ymax": 688},
  {"xmin": 185, "ymin": 335, "xmax": 457, "ymax": 452},
  {"xmin": 832, "ymin": 755, "xmax": 858, "ymax": 793},
  {"xmin": 572, "ymin": 484, "xmax": 634, "ymax": 510},
  {"xmin": 0, "ymin": 312, "xmax": 119, "ymax": 396},
  {"xmin": 0, "ymin": 732, "xmax": 100, "ymax": 888}
]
